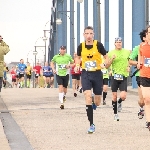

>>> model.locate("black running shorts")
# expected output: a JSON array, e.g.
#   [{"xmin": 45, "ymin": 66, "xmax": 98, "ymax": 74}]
[{"xmin": 56, "ymin": 74, "xmax": 69, "ymax": 88}]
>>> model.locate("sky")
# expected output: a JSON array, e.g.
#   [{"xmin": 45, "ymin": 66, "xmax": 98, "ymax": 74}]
[
  {"xmin": 0, "ymin": 0, "xmax": 52, "ymax": 63},
  {"xmin": 0, "ymin": 0, "xmax": 144, "ymax": 64}
]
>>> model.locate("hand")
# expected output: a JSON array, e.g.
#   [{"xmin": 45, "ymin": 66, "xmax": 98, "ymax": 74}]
[
  {"xmin": 127, "ymin": 66, "xmax": 131, "ymax": 72},
  {"xmin": 112, "ymin": 55, "xmax": 116, "ymax": 60},
  {"xmin": 137, "ymin": 63, "xmax": 142, "ymax": 69},
  {"xmin": 100, "ymin": 63, "xmax": 105, "ymax": 69},
  {"xmin": 109, "ymin": 71, "xmax": 112, "ymax": 76},
  {"xmin": 65, "ymin": 65, "xmax": 70, "ymax": 69},
  {"xmin": 53, "ymin": 69, "xmax": 56, "ymax": 74},
  {"xmin": 74, "ymin": 66, "xmax": 80, "ymax": 72}
]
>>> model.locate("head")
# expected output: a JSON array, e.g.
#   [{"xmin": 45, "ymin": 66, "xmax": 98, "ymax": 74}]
[
  {"xmin": 145, "ymin": 25, "xmax": 150, "ymax": 41},
  {"xmin": 73, "ymin": 52, "xmax": 77, "ymax": 59},
  {"xmin": 36, "ymin": 62, "xmax": 40, "ymax": 66},
  {"xmin": 83, "ymin": 26, "xmax": 94, "ymax": 43},
  {"xmin": 12, "ymin": 66, "xmax": 15, "ymax": 70},
  {"xmin": 27, "ymin": 62, "xmax": 30, "ymax": 66},
  {"xmin": 0, "ymin": 35, "xmax": 3, "ymax": 41},
  {"xmin": 59, "ymin": 46, "xmax": 66, "ymax": 55},
  {"xmin": 3, "ymin": 62, "xmax": 6, "ymax": 66},
  {"xmin": 114, "ymin": 37, "xmax": 122, "ymax": 50},
  {"xmin": 139, "ymin": 29, "xmax": 146, "ymax": 42},
  {"xmin": 45, "ymin": 62, "xmax": 48, "ymax": 66},
  {"xmin": 20, "ymin": 59, "xmax": 24, "ymax": 64}
]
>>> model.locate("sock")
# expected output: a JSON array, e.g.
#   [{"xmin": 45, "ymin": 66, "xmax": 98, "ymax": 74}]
[
  {"xmin": 140, "ymin": 107, "xmax": 144, "ymax": 111},
  {"xmin": 86, "ymin": 105, "xmax": 93, "ymax": 126},
  {"xmin": 103, "ymin": 92, "xmax": 107, "ymax": 101},
  {"xmin": 118, "ymin": 98, "xmax": 123, "ymax": 104},
  {"xmin": 112, "ymin": 101, "xmax": 117, "ymax": 114},
  {"xmin": 59, "ymin": 93, "xmax": 64, "ymax": 103},
  {"xmin": 27, "ymin": 80, "xmax": 29, "ymax": 87}
]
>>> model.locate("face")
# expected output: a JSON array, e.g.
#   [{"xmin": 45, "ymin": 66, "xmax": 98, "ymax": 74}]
[
  {"xmin": 27, "ymin": 63, "xmax": 30, "ymax": 66},
  {"xmin": 83, "ymin": 29, "xmax": 94, "ymax": 42},
  {"xmin": 74, "ymin": 53, "xmax": 77, "ymax": 58},
  {"xmin": 146, "ymin": 28, "xmax": 150, "ymax": 41},
  {"xmin": 115, "ymin": 41, "xmax": 122, "ymax": 49},
  {"xmin": 45, "ymin": 62, "xmax": 48, "ymax": 66},
  {"xmin": 59, "ymin": 48, "xmax": 66, "ymax": 55},
  {"xmin": 0, "ymin": 36, "xmax": 3, "ymax": 41}
]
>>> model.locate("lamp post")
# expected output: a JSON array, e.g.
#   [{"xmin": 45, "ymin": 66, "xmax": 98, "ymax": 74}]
[
  {"xmin": 34, "ymin": 46, "xmax": 45, "ymax": 64},
  {"xmin": 32, "ymin": 49, "xmax": 38, "ymax": 88}
]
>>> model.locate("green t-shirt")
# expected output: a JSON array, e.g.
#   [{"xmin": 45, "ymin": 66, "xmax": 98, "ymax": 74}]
[
  {"xmin": 108, "ymin": 49, "xmax": 130, "ymax": 77},
  {"xmin": 51, "ymin": 53, "xmax": 74, "ymax": 76},
  {"xmin": 129, "ymin": 45, "xmax": 139, "ymax": 76}
]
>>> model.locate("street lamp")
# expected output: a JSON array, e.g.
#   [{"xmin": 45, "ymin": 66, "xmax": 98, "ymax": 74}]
[
  {"xmin": 77, "ymin": 0, "xmax": 83, "ymax": 3},
  {"xmin": 32, "ymin": 50, "xmax": 38, "ymax": 88}
]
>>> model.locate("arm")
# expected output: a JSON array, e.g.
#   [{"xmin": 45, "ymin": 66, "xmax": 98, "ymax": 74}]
[{"xmin": 129, "ymin": 46, "xmax": 139, "ymax": 66}]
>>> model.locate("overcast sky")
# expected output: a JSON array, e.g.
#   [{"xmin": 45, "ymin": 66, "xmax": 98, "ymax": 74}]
[{"xmin": 0, "ymin": 0, "xmax": 51, "ymax": 63}]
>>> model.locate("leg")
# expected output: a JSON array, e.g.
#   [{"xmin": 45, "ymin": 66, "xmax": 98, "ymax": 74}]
[
  {"xmin": 111, "ymin": 77, "xmax": 119, "ymax": 121},
  {"xmin": 0, "ymin": 77, "xmax": 3, "ymax": 92},
  {"xmin": 103, "ymin": 78, "xmax": 108, "ymax": 105}
]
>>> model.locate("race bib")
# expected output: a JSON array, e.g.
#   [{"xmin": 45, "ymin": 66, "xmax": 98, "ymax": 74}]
[
  {"xmin": 85, "ymin": 61, "xmax": 97, "ymax": 71},
  {"xmin": 114, "ymin": 74, "xmax": 123, "ymax": 80},
  {"xmin": 58, "ymin": 64, "xmax": 66, "ymax": 69},
  {"xmin": 144, "ymin": 58, "xmax": 150, "ymax": 67},
  {"xmin": 20, "ymin": 72, "xmax": 24, "ymax": 74},
  {"xmin": 102, "ymin": 70, "xmax": 107, "ymax": 74}
]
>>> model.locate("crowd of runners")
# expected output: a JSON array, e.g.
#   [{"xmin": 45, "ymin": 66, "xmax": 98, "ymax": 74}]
[{"xmin": 1, "ymin": 25, "xmax": 150, "ymax": 134}]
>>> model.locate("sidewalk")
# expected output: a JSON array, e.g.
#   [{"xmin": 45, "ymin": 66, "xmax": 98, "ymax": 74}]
[
  {"xmin": 0, "ymin": 113, "xmax": 11, "ymax": 150},
  {"xmin": 2, "ymin": 87, "xmax": 149, "ymax": 150}
]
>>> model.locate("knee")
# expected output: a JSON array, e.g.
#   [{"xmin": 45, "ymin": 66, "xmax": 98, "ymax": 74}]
[
  {"xmin": 144, "ymin": 98, "xmax": 150, "ymax": 105},
  {"xmin": 120, "ymin": 92, "xmax": 127, "ymax": 100},
  {"xmin": 112, "ymin": 93, "xmax": 117, "ymax": 101}
]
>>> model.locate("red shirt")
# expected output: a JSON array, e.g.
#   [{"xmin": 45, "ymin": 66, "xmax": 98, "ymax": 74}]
[
  {"xmin": 10, "ymin": 70, "xmax": 16, "ymax": 79},
  {"xmin": 34, "ymin": 66, "xmax": 41, "ymax": 74},
  {"xmin": 70, "ymin": 60, "xmax": 82, "ymax": 75}
]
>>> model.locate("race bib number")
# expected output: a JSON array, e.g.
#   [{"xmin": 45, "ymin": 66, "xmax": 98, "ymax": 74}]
[
  {"xmin": 85, "ymin": 61, "xmax": 97, "ymax": 71},
  {"xmin": 20, "ymin": 72, "xmax": 24, "ymax": 74},
  {"xmin": 114, "ymin": 74, "xmax": 123, "ymax": 80},
  {"xmin": 58, "ymin": 64, "xmax": 66, "ymax": 69},
  {"xmin": 144, "ymin": 58, "xmax": 150, "ymax": 67},
  {"xmin": 102, "ymin": 70, "xmax": 107, "ymax": 74}
]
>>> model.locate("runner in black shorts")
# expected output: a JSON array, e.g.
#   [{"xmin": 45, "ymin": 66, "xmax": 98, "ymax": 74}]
[{"xmin": 75, "ymin": 26, "xmax": 108, "ymax": 134}]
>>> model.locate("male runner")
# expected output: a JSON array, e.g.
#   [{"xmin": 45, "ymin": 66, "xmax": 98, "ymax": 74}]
[
  {"xmin": 26, "ymin": 62, "xmax": 32, "ymax": 88},
  {"xmin": 75, "ymin": 26, "xmax": 108, "ymax": 133},
  {"xmin": 51, "ymin": 46, "xmax": 74, "ymax": 109},
  {"xmin": 107, "ymin": 37, "xmax": 130, "ymax": 121}
]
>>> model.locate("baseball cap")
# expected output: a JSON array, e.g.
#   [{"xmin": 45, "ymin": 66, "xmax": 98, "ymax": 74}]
[
  {"xmin": 115, "ymin": 37, "xmax": 122, "ymax": 42},
  {"xmin": 60, "ymin": 46, "xmax": 66, "ymax": 49},
  {"xmin": 0, "ymin": 35, "xmax": 3, "ymax": 39}
]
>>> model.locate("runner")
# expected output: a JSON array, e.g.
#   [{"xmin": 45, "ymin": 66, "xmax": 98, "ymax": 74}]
[
  {"xmin": 70, "ymin": 52, "xmax": 81, "ymax": 97},
  {"xmin": 107, "ymin": 37, "xmax": 131, "ymax": 121},
  {"xmin": 101, "ymin": 54, "xmax": 109, "ymax": 105},
  {"xmin": 26, "ymin": 62, "xmax": 32, "ymax": 88},
  {"xmin": 10, "ymin": 66, "xmax": 17, "ymax": 88},
  {"xmin": 129, "ymin": 29, "xmax": 146, "ymax": 119},
  {"xmin": 43, "ymin": 62, "xmax": 53, "ymax": 88},
  {"xmin": 33, "ymin": 62, "xmax": 42, "ymax": 87},
  {"xmin": 75, "ymin": 26, "xmax": 108, "ymax": 133},
  {"xmin": 17, "ymin": 59, "xmax": 27, "ymax": 88},
  {"xmin": 3, "ymin": 63, "xmax": 9, "ymax": 88},
  {"xmin": 138, "ymin": 25, "xmax": 150, "ymax": 131},
  {"xmin": 51, "ymin": 45, "xmax": 74, "ymax": 109}
]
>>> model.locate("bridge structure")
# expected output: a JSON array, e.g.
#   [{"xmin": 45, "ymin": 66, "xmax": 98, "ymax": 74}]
[{"xmin": 48, "ymin": 0, "xmax": 149, "ymax": 88}]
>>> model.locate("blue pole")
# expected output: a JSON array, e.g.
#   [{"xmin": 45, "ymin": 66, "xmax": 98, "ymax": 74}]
[
  {"xmin": 119, "ymin": 0, "xmax": 124, "ymax": 47},
  {"xmin": 93, "ymin": 0, "xmax": 98, "ymax": 40},
  {"xmin": 84, "ymin": 0, "xmax": 88, "ymax": 27},
  {"xmin": 132, "ymin": 0, "xmax": 145, "ymax": 88},
  {"xmin": 104, "ymin": 0, "xmax": 109, "ymax": 52},
  {"xmin": 70, "ymin": 0, "xmax": 75, "ymax": 88},
  {"xmin": 62, "ymin": 0, "xmax": 67, "ymax": 48},
  {"xmin": 77, "ymin": 2, "xmax": 80, "ymax": 46}
]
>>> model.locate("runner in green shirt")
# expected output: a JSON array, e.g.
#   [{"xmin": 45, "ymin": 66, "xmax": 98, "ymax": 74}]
[
  {"xmin": 51, "ymin": 46, "xmax": 74, "ymax": 109},
  {"xmin": 129, "ymin": 29, "xmax": 146, "ymax": 121},
  {"xmin": 106, "ymin": 37, "xmax": 131, "ymax": 121}
]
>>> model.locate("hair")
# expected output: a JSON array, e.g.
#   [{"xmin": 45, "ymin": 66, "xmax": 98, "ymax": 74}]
[
  {"xmin": 84, "ymin": 26, "xmax": 94, "ymax": 32},
  {"xmin": 145, "ymin": 25, "xmax": 150, "ymax": 33},
  {"xmin": 139, "ymin": 29, "xmax": 146, "ymax": 42}
]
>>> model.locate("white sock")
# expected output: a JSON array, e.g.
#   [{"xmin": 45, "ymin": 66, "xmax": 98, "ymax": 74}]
[
  {"xmin": 59, "ymin": 93, "xmax": 64, "ymax": 103},
  {"xmin": 79, "ymin": 87, "xmax": 82, "ymax": 90}
]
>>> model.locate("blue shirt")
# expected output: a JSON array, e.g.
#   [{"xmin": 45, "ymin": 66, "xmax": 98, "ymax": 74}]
[
  {"xmin": 17, "ymin": 63, "xmax": 27, "ymax": 74},
  {"xmin": 43, "ymin": 66, "xmax": 53, "ymax": 76}
]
